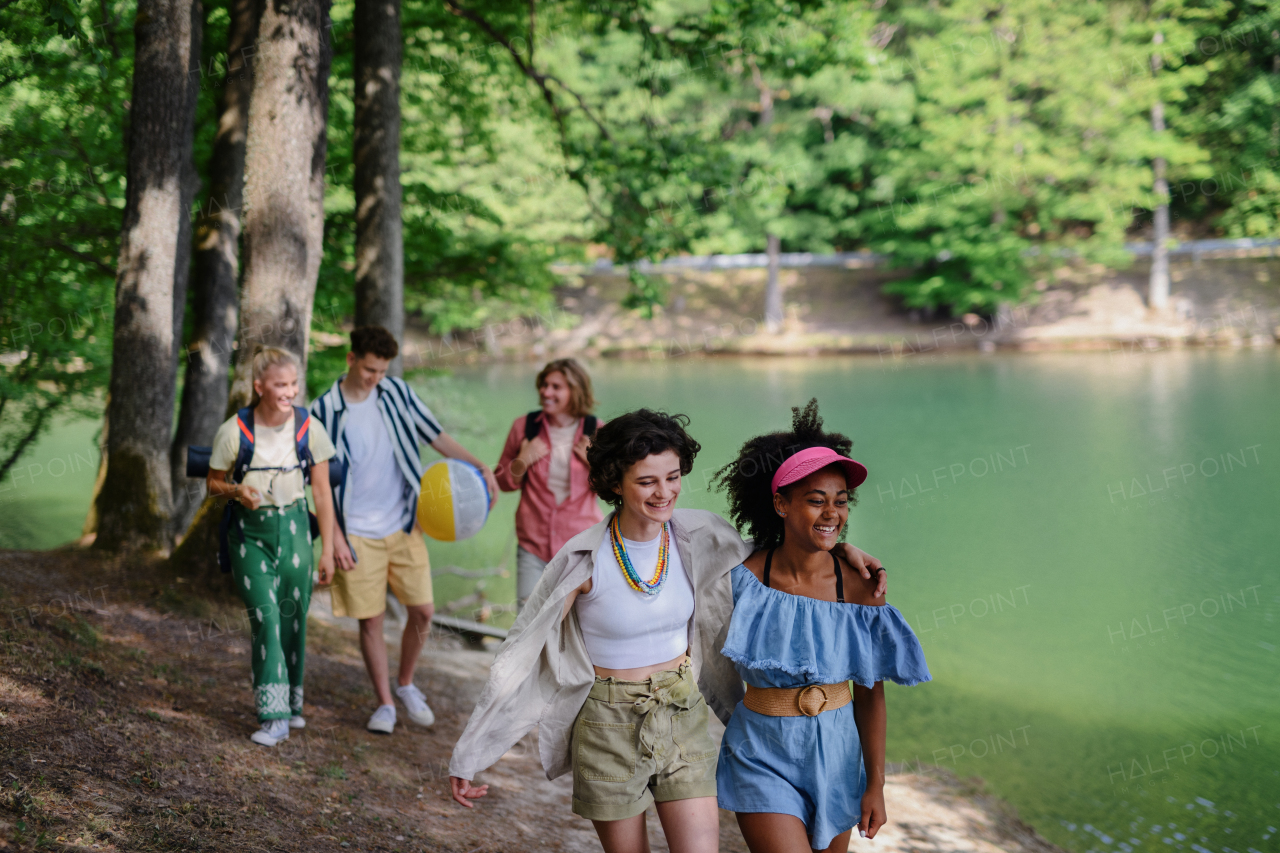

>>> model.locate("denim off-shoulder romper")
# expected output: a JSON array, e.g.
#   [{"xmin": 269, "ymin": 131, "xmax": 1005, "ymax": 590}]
[{"xmin": 716, "ymin": 561, "xmax": 931, "ymax": 850}]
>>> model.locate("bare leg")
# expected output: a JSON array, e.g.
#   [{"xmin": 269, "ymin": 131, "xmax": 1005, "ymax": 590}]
[
  {"xmin": 358, "ymin": 613, "xmax": 394, "ymax": 706},
  {"xmin": 818, "ymin": 828, "xmax": 853, "ymax": 853},
  {"xmin": 591, "ymin": 812, "xmax": 651, "ymax": 853},
  {"xmin": 397, "ymin": 602, "xmax": 435, "ymax": 687},
  {"xmin": 736, "ymin": 812, "xmax": 852, "ymax": 853},
  {"xmin": 655, "ymin": 796, "xmax": 720, "ymax": 853}
]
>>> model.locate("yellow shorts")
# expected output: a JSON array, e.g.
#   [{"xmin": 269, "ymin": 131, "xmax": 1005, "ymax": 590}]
[{"xmin": 332, "ymin": 530, "xmax": 433, "ymax": 619}]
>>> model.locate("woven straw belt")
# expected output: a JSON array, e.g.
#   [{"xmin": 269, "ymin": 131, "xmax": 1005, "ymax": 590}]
[{"xmin": 743, "ymin": 682, "xmax": 852, "ymax": 717}]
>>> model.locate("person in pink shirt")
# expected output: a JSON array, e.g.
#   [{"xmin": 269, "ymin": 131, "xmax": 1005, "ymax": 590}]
[{"xmin": 495, "ymin": 359, "xmax": 605, "ymax": 609}]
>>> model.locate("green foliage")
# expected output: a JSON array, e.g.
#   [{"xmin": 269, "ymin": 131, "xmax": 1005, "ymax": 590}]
[
  {"xmin": 2, "ymin": 0, "xmax": 1277, "ymax": 482},
  {"xmin": 622, "ymin": 269, "xmax": 668, "ymax": 317},
  {"xmin": 0, "ymin": 0, "xmax": 129, "ymax": 478},
  {"xmin": 1175, "ymin": 1, "xmax": 1280, "ymax": 237},
  {"xmin": 856, "ymin": 0, "xmax": 1215, "ymax": 310},
  {"xmin": 318, "ymin": 0, "xmax": 565, "ymax": 339}
]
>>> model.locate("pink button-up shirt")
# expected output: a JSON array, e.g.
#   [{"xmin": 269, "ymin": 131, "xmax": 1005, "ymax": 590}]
[{"xmin": 495, "ymin": 414, "xmax": 604, "ymax": 563}]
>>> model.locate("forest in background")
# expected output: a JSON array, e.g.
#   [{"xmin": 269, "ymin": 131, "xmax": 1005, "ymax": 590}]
[{"xmin": 1, "ymin": 0, "xmax": 1278, "ymax": 553}]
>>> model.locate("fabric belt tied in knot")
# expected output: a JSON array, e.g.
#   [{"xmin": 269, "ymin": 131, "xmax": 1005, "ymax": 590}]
[
  {"xmin": 632, "ymin": 683, "xmax": 676, "ymax": 716},
  {"xmin": 622, "ymin": 666, "xmax": 695, "ymax": 759}
]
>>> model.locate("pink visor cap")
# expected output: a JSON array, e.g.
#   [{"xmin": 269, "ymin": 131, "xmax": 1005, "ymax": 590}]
[{"xmin": 770, "ymin": 446, "xmax": 869, "ymax": 494}]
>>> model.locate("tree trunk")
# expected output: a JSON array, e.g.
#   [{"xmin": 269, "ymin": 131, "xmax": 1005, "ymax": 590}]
[
  {"xmin": 353, "ymin": 0, "xmax": 405, "ymax": 375},
  {"xmin": 1148, "ymin": 32, "xmax": 1170, "ymax": 313},
  {"xmin": 1150, "ymin": 146, "xmax": 1170, "ymax": 312},
  {"xmin": 170, "ymin": 0, "xmax": 259, "ymax": 535},
  {"xmin": 78, "ymin": 399, "xmax": 108, "ymax": 546},
  {"xmin": 172, "ymin": 0, "xmax": 332, "ymax": 579},
  {"xmin": 227, "ymin": 0, "xmax": 334, "ymax": 409},
  {"xmin": 95, "ymin": 0, "xmax": 200, "ymax": 552},
  {"xmin": 167, "ymin": 495, "xmax": 236, "ymax": 597},
  {"xmin": 167, "ymin": 1, "xmax": 205, "ymax": 535},
  {"xmin": 752, "ymin": 60, "xmax": 783, "ymax": 334},
  {"xmin": 764, "ymin": 232, "xmax": 783, "ymax": 333}
]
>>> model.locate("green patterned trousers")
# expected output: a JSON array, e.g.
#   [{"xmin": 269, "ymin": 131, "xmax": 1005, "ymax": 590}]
[{"xmin": 229, "ymin": 499, "xmax": 313, "ymax": 722}]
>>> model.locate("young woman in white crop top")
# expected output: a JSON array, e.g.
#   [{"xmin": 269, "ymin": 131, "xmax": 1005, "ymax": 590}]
[
  {"xmin": 575, "ymin": 522, "xmax": 695, "ymax": 670},
  {"xmin": 449, "ymin": 409, "xmax": 890, "ymax": 853},
  {"xmin": 556, "ymin": 413, "xmax": 715, "ymax": 853}
]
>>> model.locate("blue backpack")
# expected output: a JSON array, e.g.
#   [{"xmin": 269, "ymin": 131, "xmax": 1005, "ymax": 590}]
[{"xmin": 187, "ymin": 406, "xmax": 345, "ymax": 573}]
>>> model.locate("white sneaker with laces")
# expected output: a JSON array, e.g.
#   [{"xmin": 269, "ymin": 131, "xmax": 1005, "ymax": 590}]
[
  {"xmin": 250, "ymin": 718, "xmax": 290, "ymax": 747},
  {"xmin": 289, "ymin": 715, "xmax": 306, "ymax": 729},
  {"xmin": 366, "ymin": 704, "xmax": 396, "ymax": 734},
  {"xmin": 395, "ymin": 683, "xmax": 435, "ymax": 727}
]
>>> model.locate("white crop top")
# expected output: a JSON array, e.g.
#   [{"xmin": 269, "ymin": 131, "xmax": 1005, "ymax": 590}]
[{"xmin": 575, "ymin": 527, "xmax": 694, "ymax": 670}]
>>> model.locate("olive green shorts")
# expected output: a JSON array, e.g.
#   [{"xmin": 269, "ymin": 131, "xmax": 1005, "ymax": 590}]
[{"xmin": 570, "ymin": 661, "xmax": 719, "ymax": 822}]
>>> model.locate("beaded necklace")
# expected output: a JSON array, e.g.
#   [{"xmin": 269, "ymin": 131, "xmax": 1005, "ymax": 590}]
[{"xmin": 610, "ymin": 514, "xmax": 670, "ymax": 595}]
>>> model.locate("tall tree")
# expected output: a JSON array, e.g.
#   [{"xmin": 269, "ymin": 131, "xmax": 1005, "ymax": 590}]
[
  {"xmin": 95, "ymin": 0, "xmax": 201, "ymax": 552},
  {"xmin": 227, "ymin": 0, "xmax": 334, "ymax": 407},
  {"xmin": 1149, "ymin": 30, "xmax": 1170, "ymax": 312},
  {"xmin": 1, "ymin": 1, "xmax": 130, "ymax": 543},
  {"xmin": 764, "ymin": 233, "xmax": 782, "ymax": 332},
  {"xmin": 353, "ymin": 0, "xmax": 405, "ymax": 374},
  {"xmin": 169, "ymin": 0, "xmax": 260, "ymax": 534},
  {"xmin": 172, "ymin": 0, "xmax": 332, "ymax": 574}
]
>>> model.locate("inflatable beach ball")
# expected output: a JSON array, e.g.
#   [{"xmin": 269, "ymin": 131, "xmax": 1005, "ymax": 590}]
[{"xmin": 417, "ymin": 459, "xmax": 490, "ymax": 541}]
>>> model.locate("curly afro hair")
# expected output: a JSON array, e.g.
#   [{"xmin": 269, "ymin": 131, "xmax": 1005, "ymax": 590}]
[
  {"xmin": 587, "ymin": 409, "xmax": 701, "ymax": 509},
  {"xmin": 712, "ymin": 399, "xmax": 858, "ymax": 550}
]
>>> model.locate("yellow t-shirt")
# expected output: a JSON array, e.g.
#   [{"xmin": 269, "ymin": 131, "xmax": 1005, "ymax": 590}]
[{"xmin": 209, "ymin": 410, "xmax": 336, "ymax": 507}]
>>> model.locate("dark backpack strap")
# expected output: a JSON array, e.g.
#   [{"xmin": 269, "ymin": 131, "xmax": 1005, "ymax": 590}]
[
  {"xmin": 832, "ymin": 551, "xmax": 845, "ymax": 603},
  {"xmin": 583, "ymin": 415, "xmax": 598, "ymax": 437},
  {"xmin": 294, "ymin": 405, "xmax": 314, "ymax": 482},
  {"xmin": 524, "ymin": 410, "xmax": 543, "ymax": 441},
  {"xmin": 230, "ymin": 407, "xmax": 255, "ymax": 485},
  {"xmin": 763, "ymin": 548, "xmax": 775, "ymax": 588}
]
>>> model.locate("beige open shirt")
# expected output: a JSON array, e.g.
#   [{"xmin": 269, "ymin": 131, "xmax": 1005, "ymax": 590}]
[{"xmin": 448, "ymin": 508, "xmax": 753, "ymax": 782}]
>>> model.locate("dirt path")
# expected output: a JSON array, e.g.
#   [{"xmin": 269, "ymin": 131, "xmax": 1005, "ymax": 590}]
[{"xmin": 0, "ymin": 549, "xmax": 1065, "ymax": 853}]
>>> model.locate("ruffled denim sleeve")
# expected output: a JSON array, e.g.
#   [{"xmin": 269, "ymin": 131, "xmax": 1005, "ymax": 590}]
[{"xmin": 720, "ymin": 564, "xmax": 932, "ymax": 689}]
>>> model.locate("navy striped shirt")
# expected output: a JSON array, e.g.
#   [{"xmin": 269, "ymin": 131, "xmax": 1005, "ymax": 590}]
[{"xmin": 310, "ymin": 376, "xmax": 443, "ymax": 534}]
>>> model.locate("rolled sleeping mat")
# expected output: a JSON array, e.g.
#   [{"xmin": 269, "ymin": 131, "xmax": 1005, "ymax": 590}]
[
  {"xmin": 416, "ymin": 459, "xmax": 491, "ymax": 541},
  {"xmin": 327, "ymin": 455, "xmax": 347, "ymax": 489},
  {"xmin": 186, "ymin": 445, "xmax": 212, "ymax": 478},
  {"xmin": 184, "ymin": 445, "xmax": 347, "ymax": 489}
]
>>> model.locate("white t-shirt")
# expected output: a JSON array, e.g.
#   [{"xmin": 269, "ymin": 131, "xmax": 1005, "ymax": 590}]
[
  {"xmin": 342, "ymin": 395, "xmax": 410, "ymax": 539},
  {"xmin": 545, "ymin": 421, "xmax": 577, "ymax": 506},
  {"xmin": 575, "ymin": 527, "xmax": 694, "ymax": 670},
  {"xmin": 209, "ymin": 412, "xmax": 335, "ymax": 507}
]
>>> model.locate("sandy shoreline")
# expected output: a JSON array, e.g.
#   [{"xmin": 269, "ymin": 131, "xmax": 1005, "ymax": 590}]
[{"xmin": 348, "ymin": 257, "xmax": 1280, "ymax": 371}]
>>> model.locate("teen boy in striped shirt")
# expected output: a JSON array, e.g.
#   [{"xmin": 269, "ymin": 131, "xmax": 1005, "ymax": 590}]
[{"xmin": 311, "ymin": 326, "xmax": 498, "ymax": 734}]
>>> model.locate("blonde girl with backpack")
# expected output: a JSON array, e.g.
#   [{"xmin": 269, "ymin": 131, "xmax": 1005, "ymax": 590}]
[{"xmin": 205, "ymin": 347, "xmax": 339, "ymax": 746}]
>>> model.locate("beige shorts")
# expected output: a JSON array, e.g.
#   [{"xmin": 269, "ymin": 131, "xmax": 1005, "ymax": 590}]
[
  {"xmin": 570, "ymin": 661, "xmax": 718, "ymax": 822},
  {"xmin": 332, "ymin": 530, "xmax": 432, "ymax": 619}
]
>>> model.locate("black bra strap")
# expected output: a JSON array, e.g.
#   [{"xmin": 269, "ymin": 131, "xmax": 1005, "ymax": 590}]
[
  {"xmin": 765, "ymin": 548, "xmax": 844, "ymax": 602},
  {"xmin": 833, "ymin": 551, "xmax": 845, "ymax": 603}
]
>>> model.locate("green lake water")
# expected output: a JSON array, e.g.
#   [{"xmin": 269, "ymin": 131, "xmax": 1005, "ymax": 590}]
[{"xmin": 3, "ymin": 350, "xmax": 1277, "ymax": 853}]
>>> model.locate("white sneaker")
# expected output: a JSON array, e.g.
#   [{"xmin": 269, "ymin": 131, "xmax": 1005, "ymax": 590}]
[
  {"xmin": 366, "ymin": 704, "xmax": 396, "ymax": 734},
  {"xmin": 289, "ymin": 715, "xmax": 306, "ymax": 729},
  {"xmin": 395, "ymin": 683, "xmax": 436, "ymax": 727},
  {"xmin": 250, "ymin": 718, "xmax": 290, "ymax": 747}
]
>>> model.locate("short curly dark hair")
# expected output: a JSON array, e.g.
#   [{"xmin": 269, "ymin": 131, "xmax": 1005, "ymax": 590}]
[
  {"xmin": 712, "ymin": 399, "xmax": 858, "ymax": 550},
  {"xmin": 587, "ymin": 409, "xmax": 701, "ymax": 509},
  {"xmin": 350, "ymin": 325, "xmax": 399, "ymax": 360}
]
